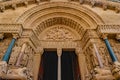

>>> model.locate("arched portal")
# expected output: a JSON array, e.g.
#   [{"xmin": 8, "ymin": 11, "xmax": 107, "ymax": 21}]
[{"xmin": 16, "ymin": 2, "xmax": 104, "ymax": 80}]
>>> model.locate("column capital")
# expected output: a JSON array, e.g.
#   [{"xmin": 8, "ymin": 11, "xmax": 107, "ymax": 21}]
[
  {"xmin": 57, "ymin": 48, "xmax": 62, "ymax": 57},
  {"xmin": 101, "ymin": 34, "xmax": 108, "ymax": 39},
  {"xmin": 75, "ymin": 48, "xmax": 82, "ymax": 55},
  {"xmin": 12, "ymin": 33, "xmax": 19, "ymax": 39},
  {"xmin": 35, "ymin": 47, "xmax": 44, "ymax": 54},
  {"xmin": 116, "ymin": 34, "xmax": 120, "ymax": 40}
]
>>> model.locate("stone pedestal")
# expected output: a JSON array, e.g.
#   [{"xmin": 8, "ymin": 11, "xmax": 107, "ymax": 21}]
[
  {"xmin": 112, "ymin": 62, "xmax": 120, "ymax": 79},
  {"xmin": 93, "ymin": 68, "xmax": 115, "ymax": 80},
  {"xmin": 0, "ymin": 61, "xmax": 7, "ymax": 77}
]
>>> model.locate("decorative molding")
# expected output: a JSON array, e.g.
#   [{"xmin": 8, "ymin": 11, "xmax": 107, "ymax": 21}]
[
  {"xmin": 40, "ymin": 41, "xmax": 77, "ymax": 48},
  {"xmin": 34, "ymin": 18, "xmax": 85, "ymax": 40},
  {"xmin": 97, "ymin": 24, "xmax": 120, "ymax": 38},
  {"xmin": 0, "ymin": 0, "xmax": 30, "ymax": 12},
  {"xmin": 97, "ymin": 24, "xmax": 120, "ymax": 34},
  {"xmin": 0, "ymin": 24, "xmax": 23, "ymax": 36},
  {"xmin": 0, "ymin": 0, "xmax": 120, "ymax": 13}
]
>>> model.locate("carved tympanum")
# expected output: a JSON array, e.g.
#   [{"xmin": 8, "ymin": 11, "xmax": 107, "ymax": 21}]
[{"xmin": 43, "ymin": 26, "xmax": 75, "ymax": 41}]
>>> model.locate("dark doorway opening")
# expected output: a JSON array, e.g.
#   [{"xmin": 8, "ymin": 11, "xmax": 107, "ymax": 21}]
[
  {"xmin": 61, "ymin": 50, "xmax": 81, "ymax": 80},
  {"xmin": 38, "ymin": 50, "xmax": 58, "ymax": 80},
  {"xmin": 38, "ymin": 50, "xmax": 81, "ymax": 80}
]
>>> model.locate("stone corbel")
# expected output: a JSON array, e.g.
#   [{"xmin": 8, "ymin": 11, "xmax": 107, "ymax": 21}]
[
  {"xmin": 0, "ymin": 33, "xmax": 4, "ymax": 40},
  {"xmin": 12, "ymin": 4, "xmax": 17, "ymax": 10},
  {"xmin": 24, "ymin": 1, "xmax": 28, "ymax": 7},
  {"xmin": 91, "ymin": 0, "xmax": 96, "ymax": 7},
  {"xmin": 0, "ymin": 6, "xmax": 5, "ymax": 12},
  {"xmin": 103, "ymin": 4, "xmax": 108, "ymax": 11},
  {"xmin": 115, "ymin": 6, "xmax": 120, "ymax": 13},
  {"xmin": 36, "ymin": 0, "xmax": 40, "ymax": 5},
  {"xmin": 79, "ymin": 0, "xmax": 84, "ymax": 4},
  {"xmin": 116, "ymin": 34, "xmax": 120, "ymax": 41}
]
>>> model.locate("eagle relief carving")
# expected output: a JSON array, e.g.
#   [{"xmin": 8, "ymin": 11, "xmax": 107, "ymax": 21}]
[{"xmin": 43, "ymin": 26, "xmax": 75, "ymax": 41}]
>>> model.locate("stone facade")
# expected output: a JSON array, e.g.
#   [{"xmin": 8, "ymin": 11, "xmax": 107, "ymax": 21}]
[{"xmin": 0, "ymin": 0, "xmax": 120, "ymax": 80}]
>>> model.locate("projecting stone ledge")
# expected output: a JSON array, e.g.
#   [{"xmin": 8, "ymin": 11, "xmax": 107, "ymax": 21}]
[
  {"xmin": 112, "ymin": 62, "xmax": 120, "ymax": 79},
  {"xmin": 92, "ymin": 67, "xmax": 115, "ymax": 80},
  {"xmin": 0, "ymin": 61, "xmax": 33, "ymax": 80}
]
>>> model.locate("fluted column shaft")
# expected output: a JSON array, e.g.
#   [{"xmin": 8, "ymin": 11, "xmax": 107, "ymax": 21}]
[
  {"xmin": 104, "ymin": 38, "xmax": 117, "ymax": 62},
  {"xmin": 57, "ymin": 48, "xmax": 62, "ymax": 80},
  {"xmin": 2, "ymin": 34, "xmax": 18, "ymax": 62},
  {"xmin": 93, "ymin": 44, "xmax": 104, "ymax": 68},
  {"xmin": 16, "ymin": 43, "xmax": 27, "ymax": 66}
]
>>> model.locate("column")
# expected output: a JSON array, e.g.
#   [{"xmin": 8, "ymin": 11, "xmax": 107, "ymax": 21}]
[
  {"xmin": 102, "ymin": 34, "xmax": 117, "ymax": 62},
  {"xmin": 15, "ymin": 43, "xmax": 27, "ymax": 66},
  {"xmin": 2, "ymin": 34, "xmax": 18, "ymax": 63},
  {"xmin": 57, "ymin": 48, "xmax": 62, "ymax": 80},
  {"xmin": 33, "ymin": 48, "xmax": 43, "ymax": 80},
  {"xmin": 93, "ymin": 44, "xmax": 104, "ymax": 68}
]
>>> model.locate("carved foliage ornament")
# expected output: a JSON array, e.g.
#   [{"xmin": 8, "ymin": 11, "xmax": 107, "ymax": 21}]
[{"xmin": 43, "ymin": 26, "xmax": 75, "ymax": 41}]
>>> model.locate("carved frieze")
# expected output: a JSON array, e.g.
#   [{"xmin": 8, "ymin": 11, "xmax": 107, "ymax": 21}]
[{"xmin": 97, "ymin": 24, "xmax": 120, "ymax": 34}]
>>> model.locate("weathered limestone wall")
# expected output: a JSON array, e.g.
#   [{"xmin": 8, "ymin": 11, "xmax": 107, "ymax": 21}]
[
  {"xmin": 0, "ymin": 4, "xmax": 36, "ymax": 23},
  {"xmin": 83, "ymin": 4, "xmax": 120, "ymax": 24},
  {"xmin": 0, "ymin": 2, "xmax": 120, "ymax": 24}
]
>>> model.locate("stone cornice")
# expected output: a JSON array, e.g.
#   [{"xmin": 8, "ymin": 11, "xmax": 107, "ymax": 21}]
[
  {"xmin": 0, "ymin": 23, "xmax": 23, "ymax": 36},
  {"xmin": 83, "ymin": 0, "xmax": 120, "ymax": 13},
  {"xmin": 0, "ymin": 0, "xmax": 120, "ymax": 13},
  {"xmin": 97, "ymin": 24, "xmax": 120, "ymax": 39},
  {"xmin": 97, "ymin": 24, "xmax": 120, "ymax": 34},
  {"xmin": 0, "ymin": 0, "xmax": 32, "ymax": 12}
]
